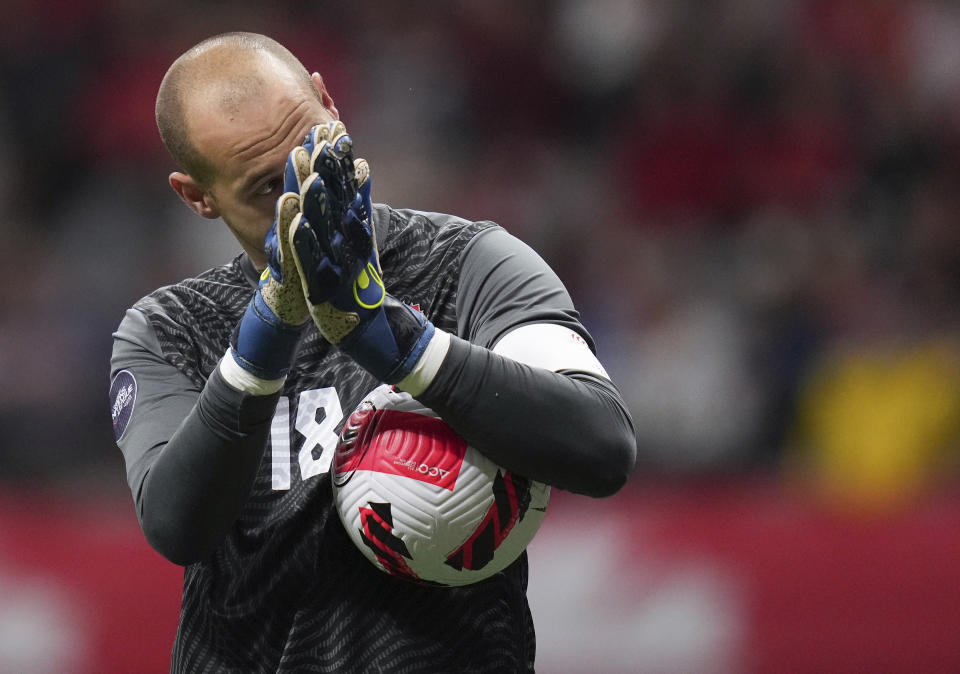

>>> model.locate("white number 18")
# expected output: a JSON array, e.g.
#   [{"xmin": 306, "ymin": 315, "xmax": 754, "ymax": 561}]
[{"xmin": 269, "ymin": 387, "xmax": 344, "ymax": 490}]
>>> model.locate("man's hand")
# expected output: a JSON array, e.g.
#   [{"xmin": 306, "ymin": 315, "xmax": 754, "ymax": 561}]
[
  {"xmin": 284, "ymin": 122, "xmax": 380, "ymax": 316},
  {"xmin": 285, "ymin": 122, "xmax": 436, "ymax": 385},
  {"xmin": 228, "ymin": 191, "xmax": 310, "ymax": 383}
]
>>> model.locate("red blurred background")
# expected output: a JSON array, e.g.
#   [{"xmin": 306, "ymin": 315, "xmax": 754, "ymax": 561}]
[{"xmin": 3, "ymin": 484, "xmax": 959, "ymax": 673}]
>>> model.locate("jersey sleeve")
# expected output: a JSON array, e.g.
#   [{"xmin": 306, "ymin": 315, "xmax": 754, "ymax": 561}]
[
  {"xmin": 456, "ymin": 227, "xmax": 592, "ymax": 351},
  {"xmin": 416, "ymin": 227, "xmax": 637, "ymax": 497},
  {"xmin": 110, "ymin": 308, "xmax": 203, "ymax": 501},
  {"xmin": 110, "ymin": 307, "xmax": 281, "ymax": 565},
  {"xmin": 456, "ymin": 227, "xmax": 610, "ymax": 378}
]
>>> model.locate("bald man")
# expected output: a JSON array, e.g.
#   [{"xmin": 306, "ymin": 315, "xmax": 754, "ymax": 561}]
[{"xmin": 109, "ymin": 32, "xmax": 636, "ymax": 673}]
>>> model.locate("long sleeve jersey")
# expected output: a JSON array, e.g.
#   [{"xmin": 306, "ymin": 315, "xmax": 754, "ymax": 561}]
[{"xmin": 109, "ymin": 205, "xmax": 636, "ymax": 673}]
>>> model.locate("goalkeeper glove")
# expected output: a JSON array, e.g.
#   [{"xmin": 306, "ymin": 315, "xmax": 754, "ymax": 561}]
[
  {"xmin": 286, "ymin": 122, "xmax": 436, "ymax": 385},
  {"xmin": 229, "ymin": 190, "xmax": 310, "ymax": 382}
]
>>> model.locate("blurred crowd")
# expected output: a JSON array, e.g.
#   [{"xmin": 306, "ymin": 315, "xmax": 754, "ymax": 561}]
[{"xmin": 3, "ymin": 0, "xmax": 960, "ymax": 509}]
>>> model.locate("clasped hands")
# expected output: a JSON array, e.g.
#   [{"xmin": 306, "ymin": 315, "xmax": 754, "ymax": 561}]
[{"xmin": 251, "ymin": 121, "xmax": 433, "ymax": 385}]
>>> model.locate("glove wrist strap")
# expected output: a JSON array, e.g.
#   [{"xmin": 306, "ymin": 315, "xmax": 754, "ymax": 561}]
[
  {"xmin": 337, "ymin": 296, "xmax": 435, "ymax": 384},
  {"xmin": 230, "ymin": 291, "xmax": 305, "ymax": 380}
]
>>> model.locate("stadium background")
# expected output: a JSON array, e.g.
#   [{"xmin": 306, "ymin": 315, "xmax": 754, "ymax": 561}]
[{"xmin": 2, "ymin": 1, "xmax": 960, "ymax": 671}]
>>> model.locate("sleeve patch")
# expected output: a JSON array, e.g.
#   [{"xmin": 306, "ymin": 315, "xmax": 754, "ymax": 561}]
[{"xmin": 109, "ymin": 370, "xmax": 137, "ymax": 441}]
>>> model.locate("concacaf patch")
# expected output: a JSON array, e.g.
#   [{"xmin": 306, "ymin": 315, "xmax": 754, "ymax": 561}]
[{"xmin": 110, "ymin": 370, "xmax": 137, "ymax": 441}]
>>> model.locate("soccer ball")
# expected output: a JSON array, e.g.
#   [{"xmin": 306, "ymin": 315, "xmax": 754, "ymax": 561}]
[{"xmin": 332, "ymin": 385, "xmax": 550, "ymax": 586}]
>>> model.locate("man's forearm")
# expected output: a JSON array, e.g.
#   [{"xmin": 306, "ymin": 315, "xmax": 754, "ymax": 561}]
[
  {"xmin": 416, "ymin": 336, "xmax": 637, "ymax": 497},
  {"xmin": 138, "ymin": 366, "xmax": 279, "ymax": 565}
]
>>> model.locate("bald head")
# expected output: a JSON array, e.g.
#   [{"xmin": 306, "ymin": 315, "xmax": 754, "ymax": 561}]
[{"xmin": 156, "ymin": 32, "xmax": 319, "ymax": 187}]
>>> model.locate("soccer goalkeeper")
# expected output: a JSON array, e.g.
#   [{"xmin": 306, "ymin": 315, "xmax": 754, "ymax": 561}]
[{"xmin": 109, "ymin": 31, "xmax": 636, "ymax": 673}]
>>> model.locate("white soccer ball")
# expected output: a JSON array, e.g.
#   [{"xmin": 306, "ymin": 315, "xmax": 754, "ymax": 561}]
[{"xmin": 332, "ymin": 385, "xmax": 550, "ymax": 586}]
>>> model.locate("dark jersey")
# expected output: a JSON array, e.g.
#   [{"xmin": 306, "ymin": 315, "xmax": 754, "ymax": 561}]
[{"xmin": 111, "ymin": 205, "xmax": 611, "ymax": 672}]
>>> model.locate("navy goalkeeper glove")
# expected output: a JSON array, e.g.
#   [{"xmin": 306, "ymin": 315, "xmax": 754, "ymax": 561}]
[
  {"xmin": 229, "ymin": 190, "xmax": 310, "ymax": 381},
  {"xmin": 286, "ymin": 122, "xmax": 435, "ymax": 384}
]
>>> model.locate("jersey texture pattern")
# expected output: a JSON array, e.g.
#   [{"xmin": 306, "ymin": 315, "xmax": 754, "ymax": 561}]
[{"xmin": 133, "ymin": 207, "xmax": 536, "ymax": 673}]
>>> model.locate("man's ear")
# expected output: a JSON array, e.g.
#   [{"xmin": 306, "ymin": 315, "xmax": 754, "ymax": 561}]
[
  {"xmin": 312, "ymin": 72, "xmax": 339, "ymax": 120},
  {"xmin": 169, "ymin": 172, "xmax": 220, "ymax": 219}
]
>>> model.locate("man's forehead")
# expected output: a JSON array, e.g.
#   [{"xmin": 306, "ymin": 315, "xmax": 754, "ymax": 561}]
[{"xmin": 185, "ymin": 63, "xmax": 315, "ymax": 178}]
